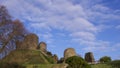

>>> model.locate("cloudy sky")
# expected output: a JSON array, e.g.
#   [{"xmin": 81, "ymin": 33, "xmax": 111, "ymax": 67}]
[{"xmin": 0, "ymin": 0, "xmax": 120, "ymax": 60}]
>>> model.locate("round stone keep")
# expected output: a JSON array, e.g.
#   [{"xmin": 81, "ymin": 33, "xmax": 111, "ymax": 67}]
[
  {"xmin": 39, "ymin": 42, "xmax": 47, "ymax": 53},
  {"xmin": 64, "ymin": 48, "xmax": 76, "ymax": 60}
]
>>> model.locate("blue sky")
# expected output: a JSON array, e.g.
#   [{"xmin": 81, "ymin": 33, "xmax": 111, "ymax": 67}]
[{"xmin": 0, "ymin": 0, "xmax": 120, "ymax": 60}]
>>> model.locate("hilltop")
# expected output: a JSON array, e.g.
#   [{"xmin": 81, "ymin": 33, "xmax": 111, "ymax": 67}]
[
  {"xmin": 0, "ymin": 33, "xmax": 67, "ymax": 68},
  {"xmin": 1, "ymin": 50, "xmax": 53, "ymax": 64}
]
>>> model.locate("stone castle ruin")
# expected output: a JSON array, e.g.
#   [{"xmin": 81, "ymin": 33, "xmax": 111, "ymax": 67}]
[
  {"xmin": 16, "ymin": 33, "xmax": 95, "ymax": 65},
  {"xmin": 85, "ymin": 52, "xmax": 95, "ymax": 64},
  {"xmin": 16, "ymin": 33, "xmax": 58, "ymax": 62},
  {"xmin": 16, "ymin": 33, "xmax": 47, "ymax": 53},
  {"xmin": 37, "ymin": 42, "xmax": 47, "ymax": 53},
  {"xmin": 16, "ymin": 33, "xmax": 38, "ymax": 50},
  {"xmin": 64, "ymin": 48, "xmax": 77, "ymax": 60}
]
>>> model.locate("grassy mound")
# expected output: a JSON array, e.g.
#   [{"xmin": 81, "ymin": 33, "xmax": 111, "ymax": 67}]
[
  {"xmin": 108, "ymin": 60, "xmax": 120, "ymax": 68},
  {"xmin": 0, "ymin": 49, "xmax": 54, "ymax": 64},
  {"xmin": 26, "ymin": 64, "xmax": 67, "ymax": 68}
]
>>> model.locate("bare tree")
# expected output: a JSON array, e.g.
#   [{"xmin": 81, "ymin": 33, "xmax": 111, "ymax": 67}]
[{"xmin": 0, "ymin": 5, "xmax": 28, "ymax": 58}]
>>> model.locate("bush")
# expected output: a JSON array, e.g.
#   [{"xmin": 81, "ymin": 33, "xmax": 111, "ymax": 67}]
[
  {"xmin": 58, "ymin": 57, "xmax": 64, "ymax": 63},
  {"xmin": 65, "ymin": 56, "xmax": 91, "ymax": 68},
  {"xmin": 42, "ymin": 54, "xmax": 54, "ymax": 64},
  {"xmin": 99, "ymin": 56, "xmax": 111, "ymax": 63},
  {"xmin": 0, "ymin": 62, "xmax": 26, "ymax": 68},
  {"xmin": 108, "ymin": 60, "xmax": 120, "ymax": 68},
  {"xmin": 46, "ymin": 51, "xmax": 53, "ymax": 57}
]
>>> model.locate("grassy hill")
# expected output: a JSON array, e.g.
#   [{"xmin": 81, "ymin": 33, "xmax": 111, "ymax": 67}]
[
  {"xmin": 1, "ymin": 49, "xmax": 119, "ymax": 68},
  {"xmin": 91, "ymin": 60, "xmax": 120, "ymax": 68},
  {"xmin": 91, "ymin": 64, "xmax": 112, "ymax": 68},
  {"xmin": 0, "ymin": 49, "xmax": 68, "ymax": 68},
  {"xmin": 0, "ymin": 49, "xmax": 54, "ymax": 64},
  {"xmin": 26, "ymin": 64, "xmax": 67, "ymax": 68}
]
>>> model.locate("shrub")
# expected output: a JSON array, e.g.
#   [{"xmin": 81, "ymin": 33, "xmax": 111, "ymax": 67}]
[
  {"xmin": 42, "ymin": 53, "xmax": 54, "ymax": 64},
  {"xmin": 0, "ymin": 62, "xmax": 26, "ymax": 68},
  {"xmin": 58, "ymin": 57, "xmax": 64, "ymax": 63},
  {"xmin": 99, "ymin": 56, "xmax": 111, "ymax": 63},
  {"xmin": 108, "ymin": 60, "xmax": 120, "ymax": 68},
  {"xmin": 46, "ymin": 51, "xmax": 52, "ymax": 57},
  {"xmin": 65, "ymin": 56, "xmax": 91, "ymax": 68}
]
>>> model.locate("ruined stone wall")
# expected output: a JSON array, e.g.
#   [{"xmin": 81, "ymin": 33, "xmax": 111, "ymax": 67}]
[
  {"xmin": 37, "ymin": 42, "xmax": 47, "ymax": 53},
  {"xmin": 16, "ymin": 33, "xmax": 38, "ymax": 50},
  {"xmin": 64, "ymin": 48, "xmax": 76, "ymax": 60},
  {"xmin": 85, "ymin": 52, "xmax": 95, "ymax": 63}
]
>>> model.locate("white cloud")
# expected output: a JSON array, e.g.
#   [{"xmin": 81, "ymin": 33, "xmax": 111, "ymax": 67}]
[
  {"xmin": 116, "ymin": 25, "xmax": 120, "ymax": 29},
  {"xmin": 83, "ymin": 42, "xmax": 120, "ymax": 52},
  {"xmin": 91, "ymin": 4, "xmax": 112, "ymax": 13},
  {"xmin": 1, "ymin": 0, "xmax": 120, "ymax": 56},
  {"xmin": 30, "ymin": 23, "xmax": 51, "ymax": 31},
  {"xmin": 82, "ymin": 41, "xmax": 111, "ymax": 52},
  {"xmin": 37, "ymin": 32, "xmax": 54, "ymax": 44},
  {"xmin": 115, "ymin": 43, "xmax": 120, "ymax": 48},
  {"xmin": 64, "ymin": 18, "xmax": 97, "ymax": 32},
  {"xmin": 86, "ymin": 4, "xmax": 120, "ymax": 24},
  {"xmin": 70, "ymin": 31, "xmax": 96, "ymax": 41},
  {"xmin": 114, "ymin": 10, "xmax": 120, "ymax": 15}
]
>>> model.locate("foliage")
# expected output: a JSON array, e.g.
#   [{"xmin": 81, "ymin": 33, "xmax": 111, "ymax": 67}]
[
  {"xmin": 43, "ymin": 54, "xmax": 54, "ymax": 64},
  {"xmin": 99, "ymin": 56, "xmax": 111, "ymax": 63},
  {"xmin": 58, "ymin": 57, "xmax": 64, "ymax": 63},
  {"xmin": 52, "ymin": 54, "xmax": 58, "ymax": 63},
  {"xmin": 65, "ymin": 56, "xmax": 91, "ymax": 68},
  {"xmin": 91, "ymin": 64, "xmax": 112, "ymax": 68},
  {"xmin": 0, "ymin": 62, "xmax": 26, "ymax": 68},
  {"xmin": 46, "ymin": 51, "xmax": 52, "ymax": 57},
  {"xmin": 108, "ymin": 60, "xmax": 120, "ymax": 68}
]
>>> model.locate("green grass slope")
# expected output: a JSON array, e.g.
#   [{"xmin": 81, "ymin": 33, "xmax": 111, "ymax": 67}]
[
  {"xmin": 0, "ymin": 49, "xmax": 54, "ymax": 64},
  {"xmin": 26, "ymin": 64, "xmax": 67, "ymax": 68},
  {"xmin": 91, "ymin": 64, "xmax": 112, "ymax": 68}
]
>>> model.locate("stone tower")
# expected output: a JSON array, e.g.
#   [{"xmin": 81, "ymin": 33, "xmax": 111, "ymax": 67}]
[
  {"xmin": 64, "ymin": 48, "xmax": 76, "ymax": 60},
  {"xmin": 16, "ymin": 33, "xmax": 38, "ymax": 50},
  {"xmin": 37, "ymin": 42, "xmax": 47, "ymax": 53},
  {"xmin": 52, "ymin": 54, "xmax": 58, "ymax": 63},
  {"xmin": 85, "ymin": 52, "xmax": 95, "ymax": 63}
]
